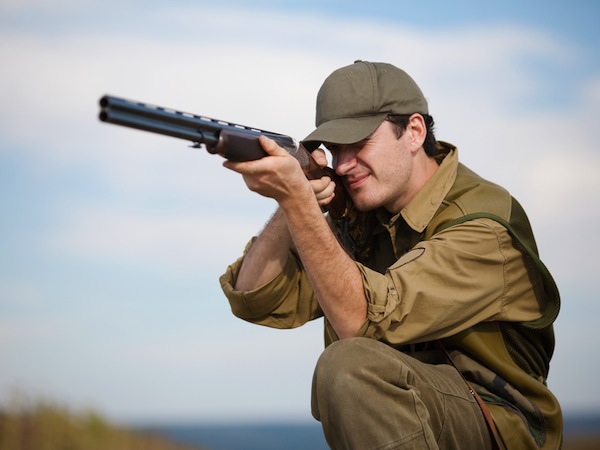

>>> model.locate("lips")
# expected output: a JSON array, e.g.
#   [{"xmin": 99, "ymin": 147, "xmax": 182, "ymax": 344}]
[{"xmin": 345, "ymin": 173, "xmax": 369, "ymax": 190}]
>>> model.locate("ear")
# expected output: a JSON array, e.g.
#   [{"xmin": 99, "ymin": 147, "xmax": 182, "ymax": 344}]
[{"xmin": 406, "ymin": 114, "xmax": 426, "ymax": 153}]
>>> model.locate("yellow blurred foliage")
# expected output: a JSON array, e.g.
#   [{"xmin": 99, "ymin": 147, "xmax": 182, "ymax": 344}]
[{"xmin": 0, "ymin": 397, "xmax": 203, "ymax": 450}]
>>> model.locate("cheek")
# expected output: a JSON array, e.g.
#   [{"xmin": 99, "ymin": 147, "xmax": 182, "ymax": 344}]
[{"xmin": 378, "ymin": 152, "xmax": 410, "ymax": 186}]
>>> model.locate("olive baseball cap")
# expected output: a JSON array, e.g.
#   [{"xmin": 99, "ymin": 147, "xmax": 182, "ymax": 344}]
[{"xmin": 302, "ymin": 60, "xmax": 428, "ymax": 150}]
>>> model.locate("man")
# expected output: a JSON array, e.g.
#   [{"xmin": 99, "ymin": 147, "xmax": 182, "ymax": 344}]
[{"xmin": 219, "ymin": 60, "xmax": 562, "ymax": 449}]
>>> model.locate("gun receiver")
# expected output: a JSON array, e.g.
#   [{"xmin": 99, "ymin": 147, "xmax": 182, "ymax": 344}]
[{"xmin": 98, "ymin": 95, "xmax": 348, "ymax": 219}]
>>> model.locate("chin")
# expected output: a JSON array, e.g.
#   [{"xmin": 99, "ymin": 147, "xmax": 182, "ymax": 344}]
[{"xmin": 351, "ymin": 197, "xmax": 378, "ymax": 213}]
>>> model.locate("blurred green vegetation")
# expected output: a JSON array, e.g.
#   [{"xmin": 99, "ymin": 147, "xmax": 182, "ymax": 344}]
[{"xmin": 0, "ymin": 396, "xmax": 203, "ymax": 450}]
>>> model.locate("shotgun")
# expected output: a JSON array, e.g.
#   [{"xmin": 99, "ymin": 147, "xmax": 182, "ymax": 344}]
[{"xmin": 98, "ymin": 95, "xmax": 348, "ymax": 219}]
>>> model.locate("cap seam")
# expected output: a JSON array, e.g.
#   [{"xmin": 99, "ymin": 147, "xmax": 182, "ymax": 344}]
[{"xmin": 365, "ymin": 61, "xmax": 378, "ymax": 112}]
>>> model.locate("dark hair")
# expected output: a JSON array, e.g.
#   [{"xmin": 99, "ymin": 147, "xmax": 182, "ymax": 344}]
[{"xmin": 385, "ymin": 114, "xmax": 438, "ymax": 157}]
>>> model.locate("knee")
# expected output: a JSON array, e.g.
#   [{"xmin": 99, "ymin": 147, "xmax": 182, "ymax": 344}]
[
  {"xmin": 316, "ymin": 337, "xmax": 364, "ymax": 374},
  {"xmin": 312, "ymin": 338, "xmax": 367, "ymax": 418},
  {"xmin": 313, "ymin": 337, "xmax": 380, "ymax": 397}
]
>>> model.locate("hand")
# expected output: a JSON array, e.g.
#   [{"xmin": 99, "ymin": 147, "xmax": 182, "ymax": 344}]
[
  {"xmin": 223, "ymin": 135, "xmax": 311, "ymax": 206},
  {"xmin": 309, "ymin": 148, "xmax": 336, "ymax": 208}
]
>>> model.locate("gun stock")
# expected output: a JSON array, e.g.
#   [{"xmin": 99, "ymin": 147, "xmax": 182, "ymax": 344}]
[{"xmin": 99, "ymin": 95, "xmax": 348, "ymax": 219}]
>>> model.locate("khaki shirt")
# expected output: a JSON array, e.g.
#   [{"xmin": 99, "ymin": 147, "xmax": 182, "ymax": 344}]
[{"xmin": 220, "ymin": 148, "xmax": 544, "ymax": 347}]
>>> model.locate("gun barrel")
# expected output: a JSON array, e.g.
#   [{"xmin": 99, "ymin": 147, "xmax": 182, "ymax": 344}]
[
  {"xmin": 99, "ymin": 96, "xmax": 296, "ymax": 157},
  {"xmin": 99, "ymin": 96, "xmax": 224, "ymax": 146}
]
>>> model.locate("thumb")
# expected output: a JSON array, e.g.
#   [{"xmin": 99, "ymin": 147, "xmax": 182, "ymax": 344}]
[
  {"xmin": 259, "ymin": 135, "xmax": 289, "ymax": 156},
  {"xmin": 310, "ymin": 148, "xmax": 328, "ymax": 168}
]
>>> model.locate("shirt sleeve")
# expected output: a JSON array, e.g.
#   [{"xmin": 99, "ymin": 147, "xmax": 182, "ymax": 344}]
[
  {"xmin": 219, "ymin": 239, "xmax": 323, "ymax": 329},
  {"xmin": 355, "ymin": 218, "xmax": 545, "ymax": 345}
]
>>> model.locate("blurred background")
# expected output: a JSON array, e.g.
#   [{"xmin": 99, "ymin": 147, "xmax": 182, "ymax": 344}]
[{"xmin": 1, "ymin": 0, "xmax": 599, "ymax": 446}]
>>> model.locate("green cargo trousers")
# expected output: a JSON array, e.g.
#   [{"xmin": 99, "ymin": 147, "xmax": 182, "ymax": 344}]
[{"xmin": 311, "ymin": 337, "xmax": 493, "ymax": 450}]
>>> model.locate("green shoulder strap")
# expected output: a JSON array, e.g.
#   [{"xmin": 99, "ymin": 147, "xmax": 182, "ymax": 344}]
[{"xmin": 435, "ymin": 212, "xmax": 560, "ymax": 329}]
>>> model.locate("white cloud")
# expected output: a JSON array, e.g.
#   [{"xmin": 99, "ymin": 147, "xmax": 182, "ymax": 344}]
[
  {"xmin": 46, "ymin": 206, "xmax": 270, "ymax": 276},
  {"xmin": 528, "ymin": 153, "xmax": 600, "ymax": 216}
]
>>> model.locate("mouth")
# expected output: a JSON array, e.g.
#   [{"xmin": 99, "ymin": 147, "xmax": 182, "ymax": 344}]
[{"xmin": 345, "ymin": 173, "xmax": 369, "ymax": 190}]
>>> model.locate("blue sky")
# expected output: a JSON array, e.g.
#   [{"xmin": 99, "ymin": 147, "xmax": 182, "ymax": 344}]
[{"xmin": 1, "ymin": 0, "xmax": 599, "ymax": 424}]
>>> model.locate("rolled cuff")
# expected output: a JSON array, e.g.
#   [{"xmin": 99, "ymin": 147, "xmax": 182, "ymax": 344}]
[
  {"xmin": 220, "ymin": 252, "xmax": 296, "ymax": 321},
  {"xmin": 219, "ymin": 239, "xmax": 320, "ymax": 328}
]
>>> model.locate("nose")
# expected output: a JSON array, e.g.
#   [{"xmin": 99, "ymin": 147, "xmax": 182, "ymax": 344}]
[{"xmin": 333, "ymin": 146, "xmax": 357, "ymax": 176}]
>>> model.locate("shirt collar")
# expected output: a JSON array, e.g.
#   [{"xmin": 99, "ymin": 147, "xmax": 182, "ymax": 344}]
[{"xmin": 387, "ymin": 142, "xmax": 458, "ymax": 233}]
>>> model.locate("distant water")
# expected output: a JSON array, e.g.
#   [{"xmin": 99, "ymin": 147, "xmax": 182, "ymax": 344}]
[
  {"xmin": 141, "ymin": 413, "xmax": 600, "ymax": 450},
  {"xmin": 143, "ymin": 422, "xmax": 329, "ymax": 450},
  {"xmin": 563, "ymin": 412, "xmax": 600, "ymax": 436}
]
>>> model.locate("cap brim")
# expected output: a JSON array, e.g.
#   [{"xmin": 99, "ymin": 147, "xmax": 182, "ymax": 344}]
[{"xmin": 302, "ymin": 114, "xmax": 388, "ymax": 151}]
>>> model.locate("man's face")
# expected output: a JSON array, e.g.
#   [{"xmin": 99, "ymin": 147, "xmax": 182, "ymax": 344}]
[{"xmin": 328, "ymin": 120, "xmax": 417, "ymax": 213}]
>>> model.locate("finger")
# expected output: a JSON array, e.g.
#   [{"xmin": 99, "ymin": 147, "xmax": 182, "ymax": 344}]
[
  {"xmin": 259, "ymin": 135, "xmax": 288, "ymax": 157},
  {"xmin": 310, "ymin": 177, "xmax": 336, "ymax": 201},
  {"xmin": 310, "ymin": 176, "xmax": 331, "ymax": 194},
  {"xmin": 311, "ymin": 148, "xmax": 328, "ymax": 168},
  {"xmin": 315, "ymin": 189, "xmax": 335, "ymax": 206},
  {"xmin": 223, "ymin": 159, "xmax": 252, "ymax": 174}
]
